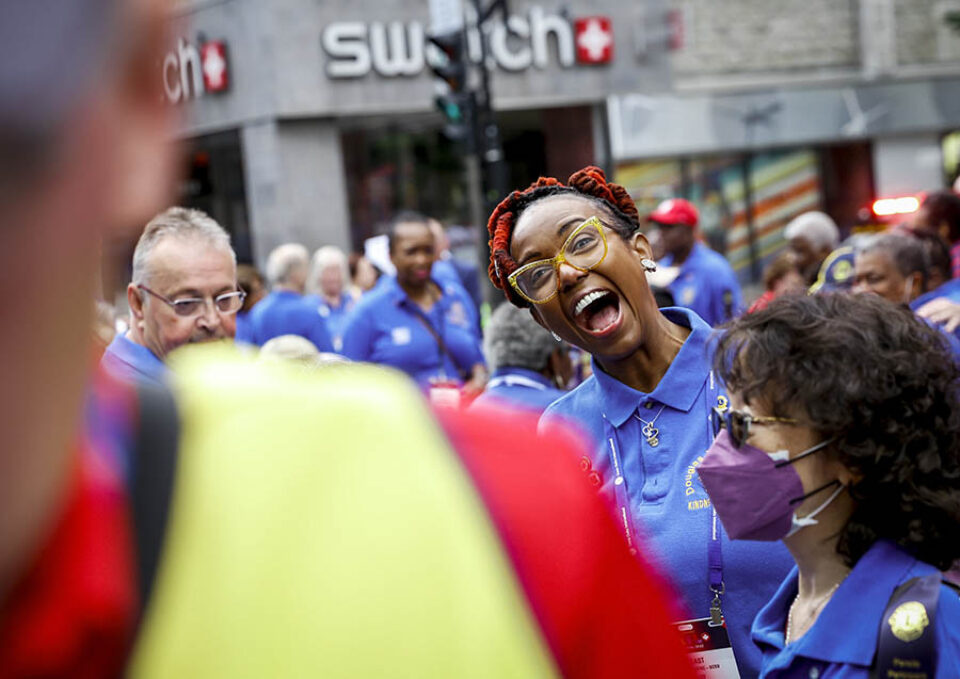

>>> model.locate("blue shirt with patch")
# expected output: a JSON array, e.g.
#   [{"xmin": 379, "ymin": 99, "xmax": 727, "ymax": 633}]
[
  {"xmin": 660, "ymin": 242, "xmax": 744, "ymax": 326},
  {"xmin": 341, "ymin": 276, "xmax": 484, "ymax": 388},
  {"xmin": 541, "ymin": 307, "xmax": 793, "ymax": 679},
  {"xmin": 100, "ymin": 333, "xmax": 167, "ymax": 386},
  {"xmin": 303, "ymin": 292, "xmax": 356, "ymax": 352},
  {"xmin": 753, "ymin": 540, "xmax": 960, "ymax": 679},
  {"xmin": 246, "ymin": 290, "xmax": 334, "ymax": 352},
  {"xmin": 471, "ymin": 367, "xmax": 566, "ymax": 416}
]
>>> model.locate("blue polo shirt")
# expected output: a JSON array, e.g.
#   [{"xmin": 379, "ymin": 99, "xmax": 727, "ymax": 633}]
[
  {"xmin": 470, "ymin": 367, "xmax": 566, "ymax": 415},
  {"xmin": 753, "ymin": 540, "xmax": 960, "ymax": 678},
  {"xmin": 303, "ymin": 292, "xmax": 356, "ymax": 351},
  {"xmin": 246, "ymin": 290, "xmax": 334, "ymax": 352},
  {"xmin": 341, "ymin": 276, "xmax": 484, "ymax": 388},
  {"xmin": 541, "ymin": 307, "xmax": 793, "ymax": 679},
  {"xmin": 101, "ymin": 333, "xmax": 166, "ymax": 385},
  {"xmin": 910, "ymin": 278, "xmax": 960, "ymax": 310},
  {"xmin": 234, "ymin": 309, "xmax": 254, "ymax": 345},
  {"xmin": 660, "ymin": 242, "xmax": 744, "ymax": 326},
  {"xmin": 432, "ymin": 258, "xmax": 482, "ymax": 339}
]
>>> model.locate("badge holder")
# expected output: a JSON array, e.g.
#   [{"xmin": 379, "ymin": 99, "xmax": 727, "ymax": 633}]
[{"xmin": 673, "ymin": 614, "xmax": 741, "ymax": 679}]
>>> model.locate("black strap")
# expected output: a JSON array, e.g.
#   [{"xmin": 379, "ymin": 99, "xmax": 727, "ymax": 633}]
[
  {"xmin": 129, "ymin": 381, "xmax": 180, "ymax": 619},
  {"xmin": 409, "ymin": 307, "xmax": 470, "ymax": 382},
  {"xmin": 871, "ymin": 573, "xmax": 946, "ymax": 679}
]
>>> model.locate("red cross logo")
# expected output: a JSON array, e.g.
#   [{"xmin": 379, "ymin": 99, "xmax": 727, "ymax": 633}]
[{"xmin": 574, "ymin": 17, "xmax": 613, "ymax": 64}]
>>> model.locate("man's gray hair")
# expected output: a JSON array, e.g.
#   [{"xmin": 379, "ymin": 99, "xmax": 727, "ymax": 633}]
[
  {"xmin": 131, "ymin": 207, "xmax": 234, "ymax": 284},
  {"xmin": 858, "ymin": 233, "xmax": 929, "ymax": 280},
  {"xmin": 484, "ymin": 302, "xmax": 559, "ymax": 373},
  {"xmin": 784, "ymin": 211, "xmax": 840, "ymax": 252},
  {"xmin": 266, "ymin": 243, "xmax": 310, "ymax": 287}
]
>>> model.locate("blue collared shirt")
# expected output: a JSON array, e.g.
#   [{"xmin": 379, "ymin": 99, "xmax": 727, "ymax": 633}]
[
  {"xmin": 235, "ymin": 309, "xmax": 254, "ymax": 345},
  {"xmin": 341, "ymin": 276, "xmax": 484, "ymax": 388},
  {"xmin": 100, "ymin": 333, "xmax": 167, "ymax": 385},
  {"xmin": 432, "ymin": 258, "xmax": 482, "ymax": 339},
  {"xmin": 471, "ymin": 367, "xmax": 566, "ymax": 415},
  {"xmin": 660, "ymin": 242, "xmax": 744, "ymax": 326},
  {"xmin": 909, "ymin": 280, "xmax": 960, "ymax": 362},
  {"xmin": 303, "ymin": 292, "xmax": 356, "ymax": 351},
  {"xmin": 542, "ymin": 307, "xmax": 793, "ymax": 679},
  {"xmin": 246, "ymin": 290, "xmax": 334, "ymax": 352},
  {"xmin": 753, "ymin": 540, "xmax": 960, "ymax": 678}
]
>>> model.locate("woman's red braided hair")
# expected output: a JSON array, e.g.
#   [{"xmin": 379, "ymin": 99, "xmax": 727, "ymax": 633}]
[{"xmin": 486, "ymin": 166, "xmax": 640, "ymax": 306}]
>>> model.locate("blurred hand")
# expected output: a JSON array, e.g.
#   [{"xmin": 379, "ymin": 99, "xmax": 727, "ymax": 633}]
[
  {"xmin": 917, "ymin": 297, "xmax": 960, "ymax": 333},
  {"xmin": 462, "ymin": 365, "xmax": 489, "ymax": 400}
]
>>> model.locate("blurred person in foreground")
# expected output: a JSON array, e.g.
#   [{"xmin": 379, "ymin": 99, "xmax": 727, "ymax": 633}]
[
  {"xmin": 651, "ymin": 197, "xmax": 743, "ymax": 325},
  {"xmin": 100, "ymin": 207, "xmax": 244, "ymax": 385},
  {"xmin": 342, "ymin": 213, "xmax": 487, "ymax": 401},
  {"xmin": 0, "ymin": 3, "xmax": 700, "ymax": 678},
  {"xmin": 699, "ymin": 293, "xmax": 960, "ymax": 678},
  {"xmin": 304, "ymin": 245, "xmax": 357, "ymax": 351},
  {"xmin": 488, "ymin": 166, "xmax": 793, "ymax": 679},
  {"xmin": 471, "ymin": 303, "xmax": 572, "ymax": 415},
  {"xmin": 234, "ymin": 263, "xmax": 265, "ymax": 344},
  {"xmin": 747, "ymin": 252, "xmax": 806, "ymax": 314},
  {"xmin": 784, "ymin": 211, "xmax": 841, "ymax": 286},
  {"xmin": 246, "ymin": 243, "xmax": 333, "ymax": 352}
]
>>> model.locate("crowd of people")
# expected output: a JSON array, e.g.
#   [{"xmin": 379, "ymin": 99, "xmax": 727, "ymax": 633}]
[{"xmin": 3, "ymin": 2, "xmax": 960, "ymax": 679}]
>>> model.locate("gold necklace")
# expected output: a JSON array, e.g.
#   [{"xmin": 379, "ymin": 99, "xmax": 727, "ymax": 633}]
[{"xmin": 785, "ymin": 582, "xmax": 840, "ymax": 645}]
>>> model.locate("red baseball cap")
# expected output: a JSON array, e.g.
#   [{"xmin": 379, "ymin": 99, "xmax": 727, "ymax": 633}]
[{"xmin": 649, "ymin": 199, "xmax": 699, "ymax": 228}]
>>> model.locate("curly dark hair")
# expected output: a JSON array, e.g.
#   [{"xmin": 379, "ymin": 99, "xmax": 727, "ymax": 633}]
[
  {"xmin": 713, "ymin": 292, "xmax": 960, "ymax": 570},
  {"xmin": 486, "ymin": 167, "xmax": 640, "ymax": 308}
]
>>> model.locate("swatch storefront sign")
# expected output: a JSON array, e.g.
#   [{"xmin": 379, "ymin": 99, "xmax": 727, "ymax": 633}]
[{"xmin": 320, "ymin": 7, "xmax": 614, "ymax": 79}]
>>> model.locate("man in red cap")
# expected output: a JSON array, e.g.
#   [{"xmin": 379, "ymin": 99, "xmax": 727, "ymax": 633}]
[{"xmin": 650, "ymin": 198, "xmax": 743, "ymax": 325}]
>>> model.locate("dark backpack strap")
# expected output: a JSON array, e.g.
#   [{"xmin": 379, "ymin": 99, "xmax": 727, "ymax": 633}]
[
  {"xmin": 129, "ymin": 381, "xmax": 180, "ymax": 618},
  {"xmin": 871, "ymin": 573, "xmax": 943, "ymax": 679}
]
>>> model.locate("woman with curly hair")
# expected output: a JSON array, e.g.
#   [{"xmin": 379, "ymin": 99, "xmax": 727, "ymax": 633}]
[
  {"xmin": 699, "ymin": 292, "xmax": 960, "ymax": 678},
  {"xmin": 487, "ymin": 166, "xmax": 793, "ymax": 678}
]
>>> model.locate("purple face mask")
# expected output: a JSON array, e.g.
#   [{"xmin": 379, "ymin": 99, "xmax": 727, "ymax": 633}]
[{"xmin": 697, "ymin": 429, "xmax": 840, "ymax": 541}]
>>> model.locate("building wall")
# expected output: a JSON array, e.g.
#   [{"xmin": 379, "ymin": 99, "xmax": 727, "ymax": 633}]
[{"xmin": 671, "ymin": 0, "xmax": 860, "ymax": 77}]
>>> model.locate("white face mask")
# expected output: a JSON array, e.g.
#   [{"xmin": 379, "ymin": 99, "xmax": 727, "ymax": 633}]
[
  {"xmin": 902, "ymin": 277, "xmax": 915, "ymax": 304},
  {"xmin": 785, "ymin": 483, "xmax": 846, "ymax": 538}
]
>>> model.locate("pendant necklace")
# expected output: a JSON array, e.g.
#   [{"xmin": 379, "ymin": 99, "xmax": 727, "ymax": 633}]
[
  {"xmin": 785, "ymin": 582, "xmax": 840, "ymax": 645},
  {"xmin": 634, "ymin": 404, "xmax": 666, "ymax": 447}
]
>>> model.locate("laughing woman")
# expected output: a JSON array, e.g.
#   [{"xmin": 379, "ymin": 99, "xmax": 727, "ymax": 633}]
[{"xmin": 487, "ymin": 167, "xmax": 793, "ymax": 678}]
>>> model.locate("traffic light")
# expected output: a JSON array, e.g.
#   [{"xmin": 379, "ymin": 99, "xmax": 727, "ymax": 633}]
[{"xmin": 428, "ymin": 30, "xmax": 473, "ymax": 143}]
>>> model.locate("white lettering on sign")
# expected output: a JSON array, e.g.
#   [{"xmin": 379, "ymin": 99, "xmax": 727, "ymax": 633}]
[
  {"xmin": 320, "ymin": 6, "xmax": 611, "ymax": 79},
  {"xmin": 162, "ymin": 38, "xmax": 230, "ymax": 103}
]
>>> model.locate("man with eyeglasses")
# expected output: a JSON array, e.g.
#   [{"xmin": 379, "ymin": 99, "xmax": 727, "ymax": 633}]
[{"xmin": 101, "ymin": 207, "xmax": 244, "ymax": 385}]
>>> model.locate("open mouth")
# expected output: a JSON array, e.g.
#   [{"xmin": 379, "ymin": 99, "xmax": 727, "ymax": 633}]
[{"xmin": 572, "ymin": 289, "xmax": 623, "ymax": 336}]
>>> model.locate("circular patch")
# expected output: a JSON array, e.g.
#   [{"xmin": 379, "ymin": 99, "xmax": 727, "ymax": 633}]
[
  {"xmin": 888, "ymin": 601, "xmax": 929, "ymax": 642},
  {"xmin": 831, "ymin": 258, "xmax": 853, "ymax": 283}
]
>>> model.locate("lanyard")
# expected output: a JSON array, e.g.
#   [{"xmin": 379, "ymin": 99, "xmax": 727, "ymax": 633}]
[{"xmin": 601, "ymin": 369, "xmax": 726, "ymax": 624}]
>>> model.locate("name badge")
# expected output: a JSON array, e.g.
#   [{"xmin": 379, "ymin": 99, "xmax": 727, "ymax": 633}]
[
  {"xmin": 674, "ymin": 618, "xmax": 741, "ymax": 679},
  {"xmin": 391, "ymin": 327, "xmax": 412, "ymax": 345}
]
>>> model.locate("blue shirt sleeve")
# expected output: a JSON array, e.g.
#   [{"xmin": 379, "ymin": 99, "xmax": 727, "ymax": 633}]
[
  {"xmin": 710, "ymin": 264, "xmax": 743, "ymax": 324},
  {"xmin": 306, "ymin": 312, "xmax": 334, "ymax": 353},
  {"xmin": 341, "ymin": 303, "xmax": 376, "ymax": 362}
]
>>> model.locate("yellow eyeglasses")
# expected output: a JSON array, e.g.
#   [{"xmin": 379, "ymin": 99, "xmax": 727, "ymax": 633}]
[{"xmin": 508, "ymin": 216, "xmax": 609, "ymax": 305}]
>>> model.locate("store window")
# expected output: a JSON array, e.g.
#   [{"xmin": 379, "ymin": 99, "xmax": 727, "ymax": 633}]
[
  {"xmin": 615, "ymin": 148, "xmax": 822, "ymax": 284},
  {"xmin": 181, "ymin": 130, "xmax": 252, "ymax": 262}
]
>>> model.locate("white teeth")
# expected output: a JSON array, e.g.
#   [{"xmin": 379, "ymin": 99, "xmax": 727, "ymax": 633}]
[{"xmin": 574, "ymin": 290, "xmax": 607, "ymax": 316}]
